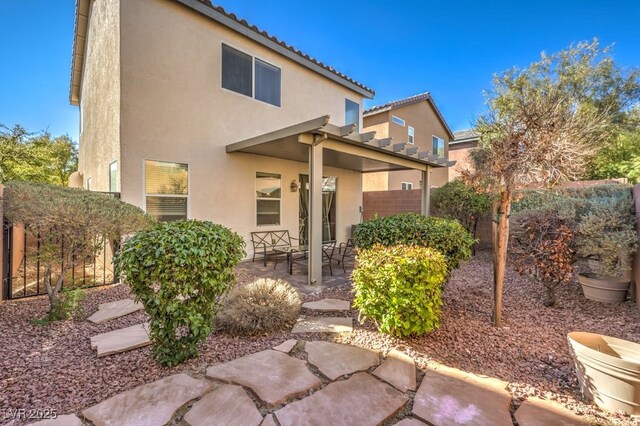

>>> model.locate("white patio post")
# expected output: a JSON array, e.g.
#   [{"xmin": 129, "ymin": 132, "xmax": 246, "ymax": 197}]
[
  {"xmin": 308, "ymin": 136, "xmax": 325, "ymax": 285},
  {"xmin": 421, "ymin": 168, "xmax": 431, "ymax": 216}
]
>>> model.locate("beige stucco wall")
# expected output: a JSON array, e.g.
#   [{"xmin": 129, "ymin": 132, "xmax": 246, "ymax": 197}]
[
  {"xmin": 78, "ymin": 0, "xmax": 120, "ymax": 192},
  {"xmin": 362, "ymin": 101, "xmax": 450, "ymax": 190},
  {"xmin": 109, "ymin": 0, "xmax": 364, "ymax": 246},
  {"xmin": 448, "ymin": 144, "xmax": 475, "ymax": 181}
]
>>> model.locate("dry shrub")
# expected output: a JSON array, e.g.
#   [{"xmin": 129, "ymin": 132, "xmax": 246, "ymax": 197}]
[{"xmin": 216, "ymin": 278, "xmax": 302, "ymax": 335}]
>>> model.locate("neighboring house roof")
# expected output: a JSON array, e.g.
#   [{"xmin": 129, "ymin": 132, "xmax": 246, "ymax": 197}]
[
  {"xmin": 451, "ymin": 129, "xmax": 480, "ymax": 145},
  {"xmin": 69, "ymin": 0, "xmax": 375, "ymax": 105},
  {"xmin": 363, "ymin": 92, "xmax": 455, "ymax": 140}
]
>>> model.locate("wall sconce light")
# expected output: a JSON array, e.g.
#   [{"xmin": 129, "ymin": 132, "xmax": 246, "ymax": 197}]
[{"xmin": 290, "ymin": 179, "xmax": 299, "ymax": 192}]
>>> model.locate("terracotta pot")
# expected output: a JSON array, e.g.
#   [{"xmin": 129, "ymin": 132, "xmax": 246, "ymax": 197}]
[
  {"xmin": 578, "ymin": 273, "xmax": 630, "ymax": 303},
  {"xmin": 568, "ymin": 332, "xmax": 640, "ymax": 415}
]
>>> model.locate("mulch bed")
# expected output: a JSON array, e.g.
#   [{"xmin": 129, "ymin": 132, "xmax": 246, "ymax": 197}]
[{"xmin": 1, "ymin": 251, "xmax": 639, "ymax": 425}]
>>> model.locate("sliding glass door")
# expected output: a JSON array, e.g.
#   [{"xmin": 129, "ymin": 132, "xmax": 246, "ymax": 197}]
[{"xmin": 299, "ymin": 175, "xmax": 336, "ymax": 243}]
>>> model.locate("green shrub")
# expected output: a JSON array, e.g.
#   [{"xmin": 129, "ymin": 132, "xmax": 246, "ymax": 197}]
[
  {"xmin": 353, "ymin": 213, "xmax": 474, "ymax": 273},
  {"xmin": 352, "ymin": 244, "xmax": 447, "ymax": 337},
  {"xmin": 216, "ymin": 278, "xmax": 302, "ymax": 336},
  {"xmin": 431, "ymin": 179, "xmax": 492, "ymax": 239},
  {"xmin": 34, "ymin": 288, "xmax": 87, "ymax": 325},
  {"xmin": 115, "ymin": 220, "xmax": 245, "ymax": 366}
]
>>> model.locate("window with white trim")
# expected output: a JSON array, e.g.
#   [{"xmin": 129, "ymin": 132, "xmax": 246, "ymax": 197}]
[
  {"xmin": 392, "ymin": 115, "xmax": 405, "ymax": 126},
  {"xmin": 401, "ymin": 182, "xmax": 413, "ymax": 190},
  {"xmin": 222, "ymin": 44, "xmax": 281, "ymax": 107},
  {"xmin": 144, "ymin": 160, "xmax": 188, "ymax": 222},
  {"xmin": 109, "ymin": 161, "xmax": 118, "ymax": 192},
  {"xmin": 256, "ymin": 172, "xmax": 281, "ymax": 226},
  {"xmin": 408, "ymin": 126, "xmax": 415, "ymax": 144},
  {"xmin": 432, "ymin": 136, "xmax": 445, "ymax": 157}
]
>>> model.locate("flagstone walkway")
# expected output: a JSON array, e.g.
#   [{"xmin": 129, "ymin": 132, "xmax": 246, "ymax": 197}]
[{"xmin": 33, "ymin": 340, "xmax": 589, "ymax": 426}]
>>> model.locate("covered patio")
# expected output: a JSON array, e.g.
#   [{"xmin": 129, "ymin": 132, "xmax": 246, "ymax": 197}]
[{"xmin": 226, "ymin": 115, "xmax": 452, "ymax": 287}]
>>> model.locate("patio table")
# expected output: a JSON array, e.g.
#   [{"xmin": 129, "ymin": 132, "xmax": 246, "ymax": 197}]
[{"xmin": 272, "ymin": 245, "xmax": 309, "ymax": 274}]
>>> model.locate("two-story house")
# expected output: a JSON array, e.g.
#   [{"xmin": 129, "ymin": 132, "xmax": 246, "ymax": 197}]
[
  {"xmin": 69, "ymin": 0, "xmax": 449, "ymax": 285},
  {"xmin": 362, "ymin": 93, "xmax": 455, "ymax": 191},
  {"xmin": 448, "ymin": 129, "xmax": 480, "ymax": 181}
]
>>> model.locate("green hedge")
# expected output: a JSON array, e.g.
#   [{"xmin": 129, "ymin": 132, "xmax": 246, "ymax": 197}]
[
  {"xmin": 115, "ymin": 220, "xmax": 245, "ymax": 366},
  {"xmin": 353, "ymin": 213, "xmax": 474, "ymax": 273},
  {"xmin": 352, "ymin": 244, "xmax": 447, "ymax": 337}
]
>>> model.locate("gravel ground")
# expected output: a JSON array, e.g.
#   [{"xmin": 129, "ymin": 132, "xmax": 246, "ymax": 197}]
[{"xmin": 1, "ymin": 252, "xmax": 639, "ymax": 425}]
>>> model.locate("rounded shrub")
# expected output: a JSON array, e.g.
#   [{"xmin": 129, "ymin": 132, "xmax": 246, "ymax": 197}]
[
  {"xmin": 114, "ymin": 220, "xmax": 245, "ymax": 366},
  {"xmin": 353, "ymin": 213, "xmax": 474, "ymax": 273},
  {"xmin": 352, "ymin": 244, "xmax": 448, "ymax": 337},
  {"xmin": 216, "ymin": 278, "xmax": 302, "ymax": 336}
]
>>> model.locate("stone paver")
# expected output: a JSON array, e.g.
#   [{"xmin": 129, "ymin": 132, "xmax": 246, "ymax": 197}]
[
  {"xmin": 302, "ymin": 298, "xmax": 350, "ymax": 311},
  {"xmin": 305, "ymin": 341, "xmax": 379, "ymax": 380},
  {"xmin": 260, "ymin": 414, "xmax": 277, "ymax": 426},
  {"xmin": 275, "ymin": 372, "xmax": 408, "ymax": 426},
  {"xmin": 90, "ymin": 323, "xmax": 151, "ymax": 357},
  {"xmin": 373, "ymin": 349, "xmax": 417, "ymax": 392},
  {"xmin": 184, "ymin": 384, "xmax": 262, "ymax": 426},
  {"xmin": 82, "ymin": 373, "xmax": 211, "ymax": 426},
  {"xmin": 515, "ymin": 397, "xmax": 590, "ymax": 426},
  {"xmin": 206, "ymin": 350, "xmax": 321, "ymax": 405},
  {"xmin": 273, "ymin": 339, "xmax": 297, "ymax": 353},
  {"xmin": 291, "ymin": 316, "xmax": 352, "ymax": 333},
  {"xmin": 88, "ymin": 298, "xmax": 143, "ymax": 323},
  {"xmin": 27, "ymin": 415, "xmax": 83, "ymax": 426},
  {"xmin": 413, "ymin": 366, "xmax": 512, "ymax": 426},
  {"xmin": 394, "ymin": 418, "xmax": 426, "ymax": 426}
]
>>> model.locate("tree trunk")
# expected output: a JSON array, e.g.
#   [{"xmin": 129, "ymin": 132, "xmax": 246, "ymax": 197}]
[
  {"xmin": 472, "ymin": 219, "xmax": 479, "ymax": 256},
  {"xmin": 43, "ymin": 265, "xmax": 57, "ymax": 311},
  {"xmin": 493, "ymin": 191, "xmax": 512, "ymax": 327}
]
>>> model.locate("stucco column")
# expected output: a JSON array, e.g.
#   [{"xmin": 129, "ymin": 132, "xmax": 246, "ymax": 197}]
[
  {"xmin": 0, "ymin": 184, "xmax": 4, "ymax": 303},
  {"xmin": 632, "ymin": 184, "xmax": 640, "ymax": 309},
  {"xmin": 308, "ymin": 139, "xmax": 324, "ymax": 286},
  {"xmin": 421, "ymin": 168, "xmax": 431, "ymax": 216}
]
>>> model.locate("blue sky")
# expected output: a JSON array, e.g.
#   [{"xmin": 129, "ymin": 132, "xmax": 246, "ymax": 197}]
[{"xmin": 1, "ymin": 0, "xmax": 639, "ymax": 142}]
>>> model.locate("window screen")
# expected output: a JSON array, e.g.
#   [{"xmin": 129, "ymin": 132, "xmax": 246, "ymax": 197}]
[
  {"xmin": 144, "ymin": 160, "xmax": 188, "ymax": 222},
  {"xmin": 345, "ymin": 99, "xmax": 360, "ymax": 132},
  {"xmin": 408, "ymin": 126, "xmax": 415, "ymax": 144},
  {"xmin": 222, "ymin": 44, "xmax": 252, "ymax": 97},
  {"xmin": 255, "ymin": 59, "xmax": 281, "ymax": 106}
]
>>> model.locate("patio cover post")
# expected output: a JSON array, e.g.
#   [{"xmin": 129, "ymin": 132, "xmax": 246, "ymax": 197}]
[
  {"xmin": 421, "ymin": 168, "xmax": 431, "ymax": 216},
  {"xmin": 308, "ymin": 136, "xmax": 325, "ymax": 285}
]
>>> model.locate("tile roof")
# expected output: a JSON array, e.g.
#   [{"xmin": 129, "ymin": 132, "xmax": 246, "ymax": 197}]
[
  {"xmin": 191, "ymin": 0, "xmax": 374, "ymax": 96},
  {"xmin": 452, "ymin": 129, "xmax": 480, "ymax": 143}
]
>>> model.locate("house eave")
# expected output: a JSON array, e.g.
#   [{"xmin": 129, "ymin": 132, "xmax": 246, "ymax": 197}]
[{"xmin": 69, "ymin": 0, "xmax": 90, "ymax": 106}]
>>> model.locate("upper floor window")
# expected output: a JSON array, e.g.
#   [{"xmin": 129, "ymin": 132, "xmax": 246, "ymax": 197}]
[
  {"xmin": 109, "ymin": 161, "xmax": 118, "ymax": 192},
  {"xmin": 144, "ymin": 160, "xmax": 188, "ymax": 222},
  {"xmin": 221, "ymin": 44, "xmax": 281, "ymax": 107},
  {"xmin": 345, "ymin": 99, "xmax": 360, "ymax": 132},
  {"xmin": 432, "ymin": 136, "xmax": 445, "ymax": 157},
  {"xmin": 392, "ymin": 115, "xmax": 405, "ymax": 126},
  {"xmin": 408, "ymin": 126, "xmax": 415, "ymax": 144}
]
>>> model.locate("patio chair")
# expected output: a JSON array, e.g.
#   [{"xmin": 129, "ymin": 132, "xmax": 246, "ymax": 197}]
[
  {"xmin": 290, "ymin": 241, "xmax": 336, "ymax": 276},
  {"xmin": 337, "ymin": 238, "xmax": 356, "ymax": 273}
]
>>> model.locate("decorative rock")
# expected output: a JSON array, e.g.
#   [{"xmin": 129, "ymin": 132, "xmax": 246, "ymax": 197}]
[
  {"xmin": 302, "ymin": 298, "xmax": 350, "ymax": 311},
  {"xmin": 91, "ymin": 323, "xmax": 151, "ymax": 357},
  {"xmin": 88, "ymin": 298, "xmax": 143, "ymax": 323},
  {"xmin": 82, "ymin": 373, "xmax": 211, "ymax": 426},
  {"xmin": 184, "ymin": 384, "xmax": 262, "ymax": 426},
  {"xmin": 27, "ymin": 415, "xmax": 83, "ymax": 426},
  {"xmin": 275, "ymin": 372, "xmax": 408, "ymax": 425},
  {"xmin": 291, "ymin": 316, "xmax": 352, "ymax": 334},
  {"xmin": 305, "ymin": 341, "xmax": 379, "ymax": 380},
  {"xmin": 373, "ymin": 349, "xmax": 417, "ymax": 391},
  {"xmin": 260, "ymin": 414, "xmax": 277, "ymax": 426},
  {"xmin": 273, "ymin": 339, "xmax": 297, "ymax": 353},
  {"xmin": 514, "ymin": 397, "xmax": 590, "ymax": 426},
  {"xmin": 206, "ymin": 350, "xmax": 321, "ymax": 405},
  {"xmin": 413, "ymin": 366, "xmax": 512, "ymax": 426},
  {"xmin": 394, "ymin": 419, "xmax": 426, "ymax": 426}
]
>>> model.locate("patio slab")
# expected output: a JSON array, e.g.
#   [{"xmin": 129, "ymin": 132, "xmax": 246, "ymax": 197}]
[
  {"xmin": 302, "ymin": 298, "xmax": 350, "ymax": 311},
  {"xmin": 373, "ymin": 349, "xmax": 417, "ymax": 392},
  {"xmin": 88, "ymin": 298, "xmax": 143, "ymax": 323},
  {"xmin": 514, "ymin": 397, "xmax": 590, "ymax": 426},
  {"xmin": 260, "ymin": 414, "xmax": 277, "ymax": 426},
  {"xmin": 291, "ymin": 316, "xmax": 352, "ymax": 334},
  {"xmin": 412, "ymin": 366, "xmax": 512, "ymax": 426},
  {"xmin": 394, "ymin": 419, "xmax": 427, "ymax": 426},
  {"xmin": 273, "ymin": 339, "xmax": 297, "ymax": 353},
  {"xmin": 91, "ymin": 323, "xmax": 151, "ymax": 357},
  {"xmin": 206, "ymin": 349, "xmax": 322, "ymax": 405},
  {"xmin": 305, "ymin": 341, "xmax": 379, "ymax": 380},
  {"xmin": 183, "ymin": 384, "xmax": 262, "ymax": 426},
  {"xmin": 27, "ymin": 415, "xmax": 83, "ymax": 426},
  {"xmin": 274, "ymin": 372, "xmax": 408, "ymax": 426},
  {"xmin": 82, "ymin": 373, "xmax": 211, "ymax": 426}
]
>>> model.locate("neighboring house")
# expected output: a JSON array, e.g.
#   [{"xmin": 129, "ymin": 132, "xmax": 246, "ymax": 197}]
[
  {"xmin": 69, "ymin": 0, "xmax": 450, "ymax": 285},
  {"xmin": 448, "ymin": 129, "xmax": 479, "ymax": 181},
  {"xmin": 361, "ymin": 93, "xmax": 455, "ymax": 191}
]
